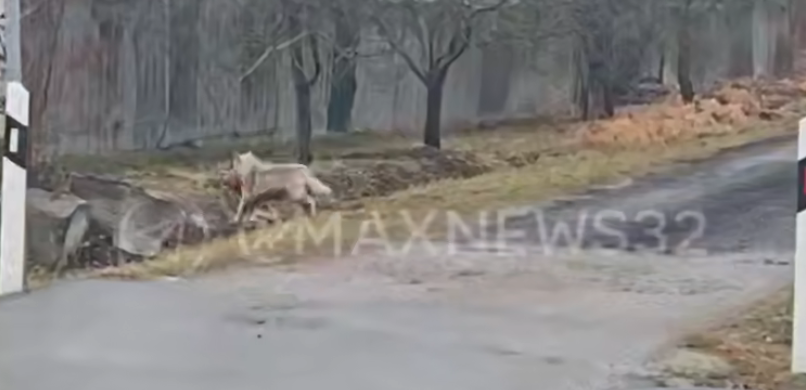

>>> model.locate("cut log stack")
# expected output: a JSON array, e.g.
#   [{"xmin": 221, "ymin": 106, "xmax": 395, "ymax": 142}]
[{"xmin": 19, "ymin": 173, "xmax": 234, "ymax": 275}]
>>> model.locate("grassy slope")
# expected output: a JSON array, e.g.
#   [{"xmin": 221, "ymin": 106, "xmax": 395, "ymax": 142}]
[{"xmin": 91, "ymin": 114, "xmax": 800, "ymax": 280}]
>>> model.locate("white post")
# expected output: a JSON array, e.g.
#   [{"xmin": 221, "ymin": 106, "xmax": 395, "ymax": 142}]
[
  {"xmin": 0, "ymin": 0, "xmax": 27, "ymax": 296},
  {"xmin": 793, "ymin": 117, "xmax": 806, "ymax": 372},
  {"xmin": 0, "ymin": 81, "xmax": 28, "ymax": 296}
]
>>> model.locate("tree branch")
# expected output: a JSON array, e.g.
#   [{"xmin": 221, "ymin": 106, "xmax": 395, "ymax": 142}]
[
  {"xmin": 239, "ymin": 32, "xmax": 308, "ymax": 82},
  {"xmin": 305, "ymin": 34, "xmax": 322, "ymax": 86},
  {"xmin": 372, "ymin": 15, "xmax": 428, "ymax": 83},
  {"xmin": 313, "ymin": 30, "xmax": 391, "ymax": 64},
  {"xmin": 433, "ymin": 0, "xmax": 509, "ymax": 70},
  {"xmin": 401, "ymin": 1, "xmax": 432, "ymax": 65},
  {"xmin": 435, "ymin": 25, "xmax": 471, "ymax": 69}
]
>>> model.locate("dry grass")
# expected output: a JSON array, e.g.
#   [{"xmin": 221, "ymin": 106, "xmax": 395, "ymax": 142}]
[
  {"xmin": 53, "ymin": 76, "xmax": 806, "ymax": 280},
  {"xmin": 56, "ymin": 117, "xmax": 574, "ymax": 173},
  {"xmin": 92, "ymin": 117, "xmax": 796, "ymax": 280},
  {"xmin": 580, "ymin": 78, "xmax": 806, "ymax": 148},
  {"xmin": 39, "ymin": 118, "xmax": 582, "ymax": 214},
  {"xmin": 50, "ymin": 122, "xmax": 572, "ymax": 200},
  {"xmin": 57, "ymin": 130, "xmax": 415, "ymax": 174},
  {"xmin": 682, "ymin": 289, "xmax": 802, "ymax": 390}
]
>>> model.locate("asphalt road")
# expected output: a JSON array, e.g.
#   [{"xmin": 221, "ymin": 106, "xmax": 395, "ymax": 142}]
[
  {"xmin": 500, "ymin": 137, "xmax": 795, "ymax": 255},
  {"xmin": 0, "ymin": 137, "xmax": 797, "ymax": 390}
]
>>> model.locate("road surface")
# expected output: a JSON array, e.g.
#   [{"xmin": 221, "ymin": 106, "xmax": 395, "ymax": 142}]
[{"xmin": 0, "ymin": 137, "xmax": 796, "ymax": 390}]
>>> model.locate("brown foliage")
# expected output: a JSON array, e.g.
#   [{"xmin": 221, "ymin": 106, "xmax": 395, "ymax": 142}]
[{"xmin": 578, "ymin": 76, "xmax": 806, "ymax": 148}]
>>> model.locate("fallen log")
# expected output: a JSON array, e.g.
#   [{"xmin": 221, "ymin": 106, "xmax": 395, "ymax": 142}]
[
  {"xmin": 5, "ymin": 174, "xmax": 243, "ymax": 275},
  {"xmin": 24, "ymin": 188, "xmax": 92, "ymax": 274},
  {"xmin": 63, "ymin": 173, "xmax": 232, "ymax": 258}
]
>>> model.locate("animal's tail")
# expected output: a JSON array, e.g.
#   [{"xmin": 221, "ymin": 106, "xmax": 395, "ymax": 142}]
[{"xmin": 304, "ymin": 171, "xmax": 333, "ymax": 197}]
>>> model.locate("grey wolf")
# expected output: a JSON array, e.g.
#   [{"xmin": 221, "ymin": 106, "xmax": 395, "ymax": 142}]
[{"xmin": 224, "ymin": 151, "xmax": 333, "ymax": 224}]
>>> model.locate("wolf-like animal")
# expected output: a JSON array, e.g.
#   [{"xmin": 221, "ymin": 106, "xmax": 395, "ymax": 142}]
[{"xmin": 225, "ymin": 151, "xmax": 333, "ymax": 224}]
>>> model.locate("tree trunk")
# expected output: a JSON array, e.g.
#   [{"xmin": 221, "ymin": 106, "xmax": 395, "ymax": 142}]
[
  {"xmin": 477, "ymin": 44, "xmax": 514, "ymax": 115},
  {"xmin": 580, "ymin": 81, "xmax": 591, "ymax": 120},
  {"xmin": 326, "ymin": 10, "xmax": 358, "ymax": 133},
  {"xmin": 677, "ymin": 10, "xmax": 695, "ymax": 104},
  {"xmin": 727, "ymin": 3, "xmax": 754, "ymax": 77},
  {"xmin": 587, "ymin": 61, "xmax": 612, "ymax": 119},
  {"xmin": 588, "ymin": 76, "xmax": 606, "ymax": 119},
  {"xmin": 602, "ymin": 79, "xmax": 615, "ymax": 118},
  {"xmin": 657, "ymin": 52, "xmax": 665, "ymax": 83},
  {"xmin": 294, "ymin": 82, "xmax": 313, "ymax": 165},
  {"xmin": 24, "ymin": 0, "xmax": 67, "ymax": 174},
  {"xmin": 773, "ymin": 2, "xmax": 794, "ymax": 77},
  {"xmin": 291, "ymin": 42, "xmax": 313, "ymax": 165},
  {"xmin": 572, "ymin": 44, "xmax": 590, "ymax": 120},
  {"xmin": 326, "ymin": 65, "xmax": 357, "ymax": 133},
  {"xmin": 423, "ymin": 70, "xmax": 448, "ymax": 149},
  {"xmin": 798, "ymin": 0, "xmax": 806, "ymax": 48}
]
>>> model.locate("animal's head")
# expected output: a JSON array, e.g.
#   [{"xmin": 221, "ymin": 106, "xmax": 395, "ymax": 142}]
[
  {"xmin": 219, "ymin": 151, "xmax": 255, "ymax": 192},
  {"xmin": 219, "ymin": 169, "xmax": 241, "ymax": 192},
  {"xmin": 230, "ymin": 151, "xmax": 260, "ymax": 171}
]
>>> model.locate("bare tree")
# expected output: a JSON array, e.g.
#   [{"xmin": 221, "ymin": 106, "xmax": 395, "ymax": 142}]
[
  {"xmin": 773, "ymin": 0, "xmax": 796, "ymax": 77},
  {"xmin": 21, "ymin": 0, "xmax": 66, "ymax": 165},
  {"xmin": 661, "ymin": 0, "xmax": 727, "ymax": 103},
  {"xmin": 569, "ymin": 0, "xmax": 660, "ymax": 118},
  {"xmin": 370, "ymin": 0, "xmax": 507, "ymax": 149},
  {"xmin": 284, "ymin": 0, "xmax": 322, "ymax": 164},
  {"xmin": 240, "ymin": 0, "xmax": 322, "ymax": 165},
  {"xmin": 674, "ymin": 0, "xmax": 696, "ymax": 103},
  {"xmin": 324, "ymin": 0, "xmax": 361, "ymax": 133},
  {"xmin": 797, "ymin": 0, "xmax": 806, "ymax": 48},
  {"xmin": 724, "ymin": 0, "xmax": 754, "ymax": 77}
]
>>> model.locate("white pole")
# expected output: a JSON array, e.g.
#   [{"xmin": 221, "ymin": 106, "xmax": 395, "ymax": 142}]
[
  {"xmin": 0, "ymin": 0, "xmax": 27, "ymax": 296},
  {"xmin": 0, "ymin": 81, "xmax": 28, "ymax": 296},
  {"xmin": 793, "ymin": 117, "xmax": 806, "ymax": 372}
]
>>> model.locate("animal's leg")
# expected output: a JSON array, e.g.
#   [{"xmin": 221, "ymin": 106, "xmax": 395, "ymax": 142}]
[
  {"xmin": 53, "ymin": 254, "xmax": 69, "ymax": 278},
  {"xmin": 295, "ymin": 195, "xmax": 315, "ymax": 218},
  {"xmin": 250, "ymin": 204, "xmax": 280, "ymax": 225},
  {"xmin": 233, "ymin": 196, "xmax": 246, "ymax": 224},
  {"xmin": 290, "ymin": 202, "xmax": 305, "ymax": 219},
  {"xmin": 306, "ymin": 195, "xmax": 317, "ymax": 217},
  {"xmin": 232, "ymin": 168, "xmax": 256, "ymax": 224},
  {"xmin": 265, "ymin": 204, "xmax": 281, "ymax": 223}
]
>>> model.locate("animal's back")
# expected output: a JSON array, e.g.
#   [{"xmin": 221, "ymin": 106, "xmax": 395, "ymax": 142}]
[
  {"xmin": 233, "ymin": 150, "xmax": 330, "ymax": 199},
  {"xmin": 252, "ymin": 168, "xmax": 307, "ymax": 194},
  {"xmin": 236, "ymin": 151, "xmax": 307, "ymax": 173}
]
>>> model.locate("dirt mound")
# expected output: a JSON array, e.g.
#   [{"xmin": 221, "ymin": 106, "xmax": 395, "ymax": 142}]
[
  {"xmin": 579, "ymin": 77, "xmax": 806, "ymax": 148},
  {"xmin": 28, "ymin": 146, "xmax": 490, "ymax": 273},
  {"xmin": 319, "ymin": 146, "xmax": 490, "ymax": 202}
]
